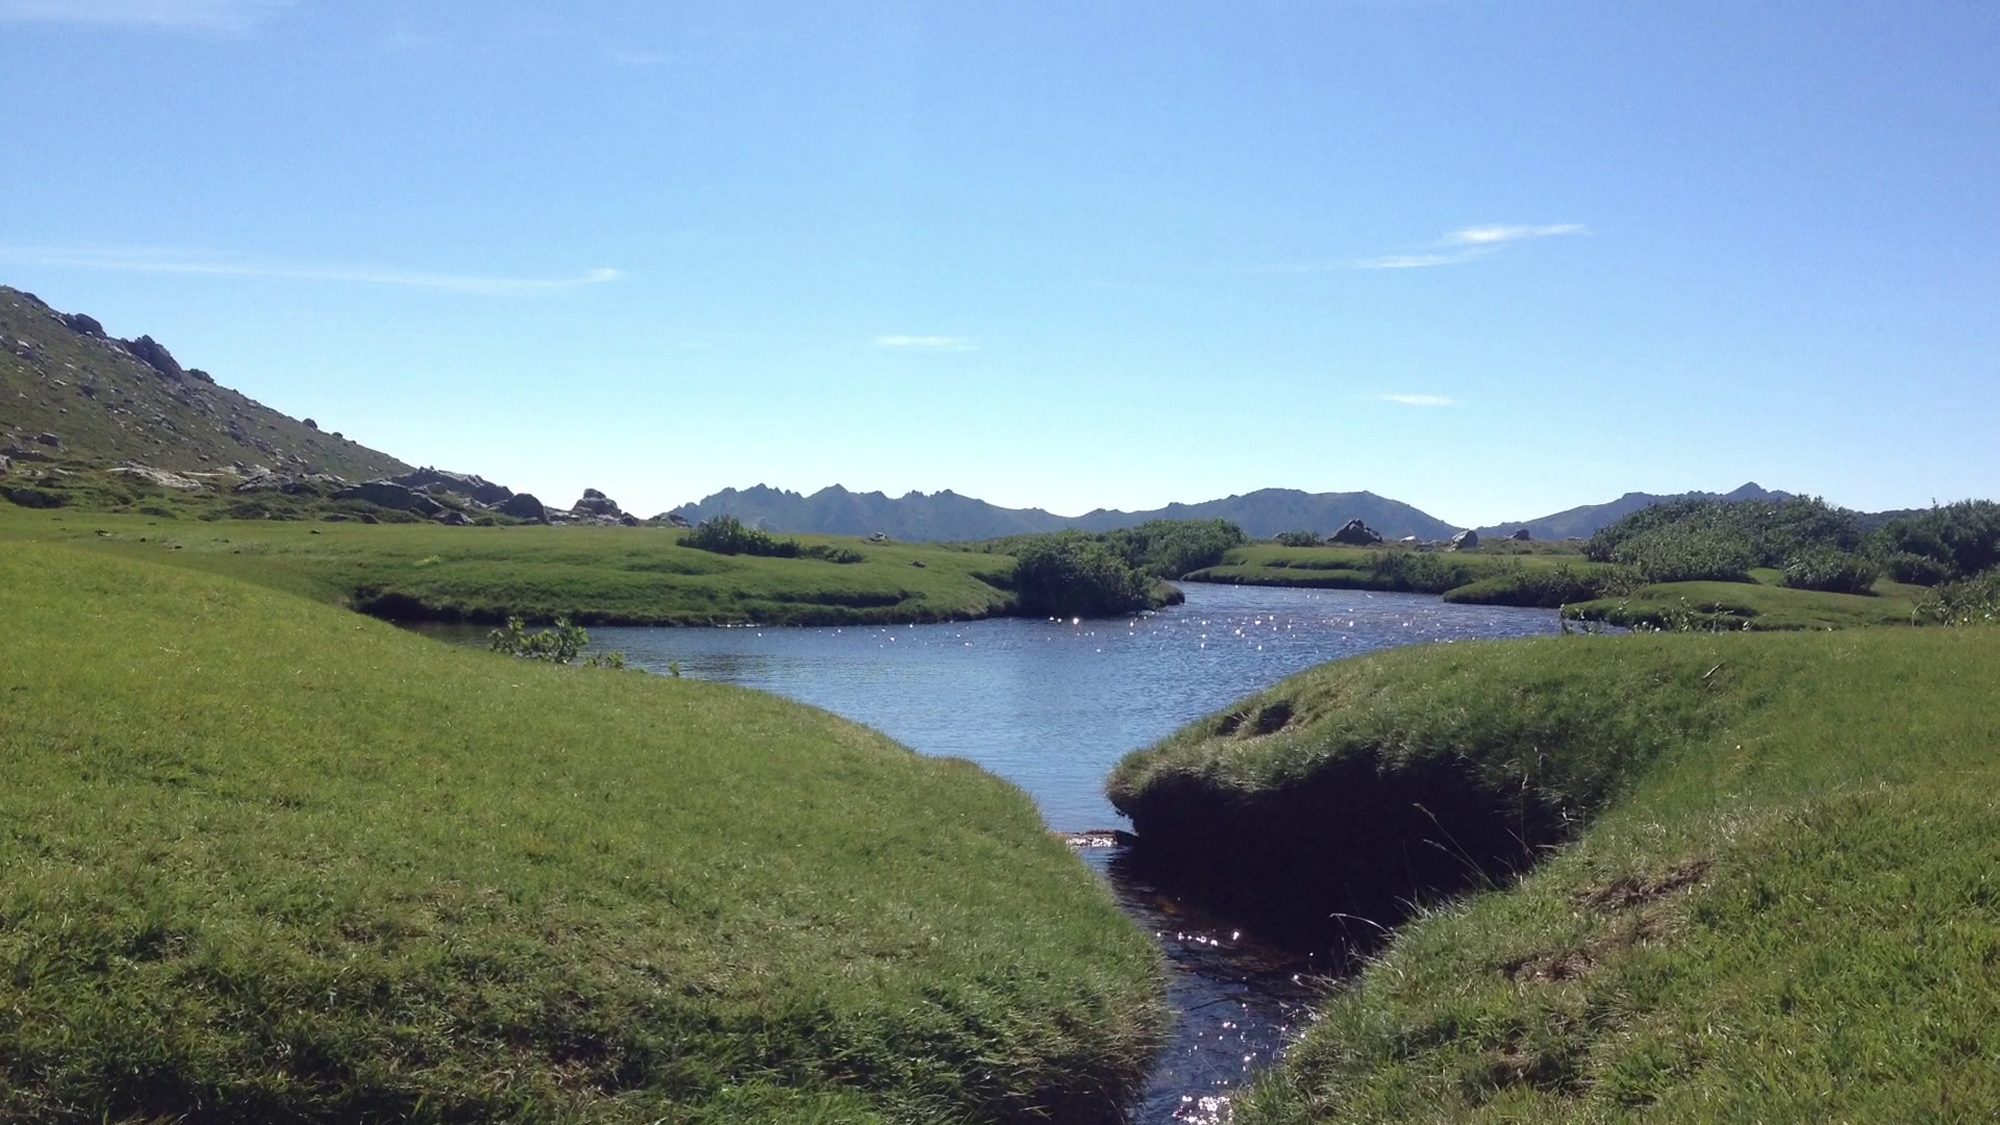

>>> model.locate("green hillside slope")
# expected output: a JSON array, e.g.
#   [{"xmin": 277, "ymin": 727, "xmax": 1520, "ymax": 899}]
[{"xmin": 0, "ymin": 542, "xmax": 1165, "ymax": 1123}]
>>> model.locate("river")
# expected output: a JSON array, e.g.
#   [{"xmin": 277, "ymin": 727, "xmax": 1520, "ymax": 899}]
[{"xmin": 581, "ymin": 582, "xmax": 1562, "ymax": 1122}]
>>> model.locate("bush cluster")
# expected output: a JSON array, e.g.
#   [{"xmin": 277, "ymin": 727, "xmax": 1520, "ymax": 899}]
[
  {"xmin": 1587, "ymin": 496, "xmax": 1860, "ymax": 583},
  {"xmin": 1874, "ymin": 500, "xmax": 2000, "ymax": 585},
  {"xmin": 488, "ymin": 617, "xmax": 625, "ymax": 668},
  {"xmin": 1102, "ymin": 518, "xmax": 1249, "ymax": 579},
  {"xmin": 1011, "ymin": 534, "xmax": 1154, "ymax": 618},
  {"xmin": 1366, "ymin": 550, "xmax": 1484, "ymax": 594},
  {"xmin": 1274, "ymin": 530, "xmax": 1323, "ymax": 548},
  {"xmin": 1912, "ymin": 567, "xmax": 2000, "ymax": 626},
  {"xmin": 1780, "ymin": 549, "xmax": 1881, "ymax": 594},
  {"xmin": 680, "ymin": 515, "xmax": 862, "ymax": 562}
]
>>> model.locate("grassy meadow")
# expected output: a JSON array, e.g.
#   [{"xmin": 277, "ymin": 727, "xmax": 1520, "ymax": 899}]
[
  {"xmin": 0, "ymin": 540, "xmax": 1167, "ymax": 1123},
  {"xmin": 1109, "ymin": 627, "xmax": 2000, "ymax": 1121},
  {"xmin": 0, "ymin": 505, "xmax": 1022, "ymax": 626}
]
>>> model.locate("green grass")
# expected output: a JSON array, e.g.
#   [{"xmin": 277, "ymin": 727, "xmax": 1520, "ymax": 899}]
[
  {"xmin": 1565, "ymin": 575, "xmax": 1927, "ymax": 630},
  {"xmin": 0, "ymin": 506, "xmax": 1023, "ymax": 626},
  {"xmin": 0, "ymin": 540, "xmax": 1166, "ymax": 1123},
  {"xmin": 1107, "ymin": 628, "xmax": 2000, "ymax": 1122},
  {"xmin": 1187, "ymin": 543, "xmax": 1934, "ymax": 627}
]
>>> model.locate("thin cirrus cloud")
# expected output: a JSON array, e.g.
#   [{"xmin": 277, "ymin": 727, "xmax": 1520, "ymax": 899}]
[
  {"xmin": 1353, "ymin": 223, "xmax": 1587, "ymax": 270},
  {"xmin": 0, "ymin": 0, "xmax": 295, "ymax": 33},
  {"xmin": 1372, "ymin": 393, "xmax": 1460, "ymax": 407},
  {"xmin": 873, "ymin": 335, "xmax": 978, "ymax": 352},
  {"xmin": 0, "ymin": 245, "xmax": 626, "ymax": 297}
]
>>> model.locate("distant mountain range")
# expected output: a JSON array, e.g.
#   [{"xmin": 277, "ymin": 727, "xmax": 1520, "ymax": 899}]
[
  {"xmin": 3, "ymin": 285, "xmax": 1822, "ymax": 545},
  {"xmin": 0, "ymin": 286, "xmax": 408, "ymax": 480},
  {"xmin": 672, "ymin": 486, "xmax": 1483, "ymax": 542},
  {"xmin": 670, "ymin": 482, "xmax": 1819, "ymax": 544},
  {"xmin": 1472, "ymin": 483, "xmax": 1795, "ymax": 542}
]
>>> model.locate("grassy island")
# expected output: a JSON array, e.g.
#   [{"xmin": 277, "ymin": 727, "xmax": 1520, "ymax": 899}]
[
  {"xmin": 1108, "ymin": 627, "xmax": 2000, "ymax": 1121},
  {"xmin": 0, "ymin": 540, "xmax": 1166, "ymax": 1123}
]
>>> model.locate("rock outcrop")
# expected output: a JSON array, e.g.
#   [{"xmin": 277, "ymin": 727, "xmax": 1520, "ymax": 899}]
[
  {"xmin": 334, "ymin": 480, "xmax": 446, "ymax": 517},
  {"xmin": 59, "ymin": 312, "xmax": 106, "ymax": 338},
  {"xmin": 1330, "ymin": 519, "xmax": 1383, "ymax": 546},
  {"xmin": 1451, "ymin": 529, "xmax": 1480, "ymax": 551},
  {"xmin": 571, "ymin": 488, "xmax": 623, "ymax": 518},
  {"xmin": 498, "ymin": 493, "xmax": 547, "ymax": 522},
  {"xmin": 394, "ymin": 468, "xmax": 515, "ymax": 507},
  {"xmin": 122, "ymin": 335, "xmax": 186, "ymax": 381}
]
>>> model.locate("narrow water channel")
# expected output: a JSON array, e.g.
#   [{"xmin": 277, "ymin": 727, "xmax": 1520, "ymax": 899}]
[{"xmin": 580, "ymin": 584, "xmax": 1562, "ymax": 1122}]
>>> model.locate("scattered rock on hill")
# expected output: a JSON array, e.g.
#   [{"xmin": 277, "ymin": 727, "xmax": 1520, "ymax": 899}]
[
  {"xmin": 438, "ymin": 509, "xmax": 473, "ymax": 526},
  {"xmin": 1452, "ymin": 529, "xmax": 1481, "ymax": 551},
  {"xmin": 335, "ymin": 480, "xmax": 446, "ymax": 517},
  {"xmin": 394, "ymin": 467, "xmax": 515, "ymax": 506},
  {"xmin": 59, "ymin": 312, "xmax": 106, "ymax": 338},
  {"xmin": 111, "ymin": 463, "xmax": 205, "ymax": 491},
  {"xmin": 498, "ymin": 493, "xmax": 547, "ymax": 522},
  {"xmin": 572, "ymin": 488, "xmax": 623, "ymax": 518},
  {"xmin": 123, "ymin": 335, "xmax": 186, "ymax": 381},
  {"xmin": 3, "ymin": 486, "xmax": 65, "ymax": 509},
  {"xmin": 1330, "ymin": 519, "xmax": 1383, "ymax": 546},
  {"xmin": 35, "ymin": 432, "xmax": 59, "ymax": 448}
]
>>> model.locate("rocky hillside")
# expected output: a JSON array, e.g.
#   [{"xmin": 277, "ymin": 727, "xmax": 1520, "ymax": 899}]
[{"xmin": 0, "ymin": 286, "xmax": 408, "ymax": 480}]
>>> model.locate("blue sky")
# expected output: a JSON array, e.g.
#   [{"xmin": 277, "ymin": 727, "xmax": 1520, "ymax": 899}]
[{"xmin": 4, "ymin": 1, "xmax": 1996, "ymax": 526}]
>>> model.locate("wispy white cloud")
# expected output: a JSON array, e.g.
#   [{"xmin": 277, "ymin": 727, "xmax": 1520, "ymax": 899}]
[
  {"xmin": 1372, "ymin": 393, "xmax": 1459, "ymax": 407},
  {"xmin": 1442, "ymin": 223, "xmax": 1586, "ymax": 246},
  {"xmin": 1255, "ymin": 222, "xmax": 1587, "ymax": 273},
  {"xmin": 874, "ymin": 335, "xmax": 978, "ymax": 352},
  {"xmin": 0, "ymin": 0, "xmax": 293, "ymax": 34},
  {"xmin": 0, "ymin": 245, "xmax": 626, "ymax": 297},
  {"xmin": 1352, "ymin": 223, "xmax": 1586, "ymax": 270},
  {"xmin": 1351, "ymin": 250, "xmax": 1491, "ymax": 271}
]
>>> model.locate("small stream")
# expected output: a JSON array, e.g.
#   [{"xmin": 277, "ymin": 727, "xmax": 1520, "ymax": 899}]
[{"xmin": 425, "ymin": 584, "xmax": 1560, "ymax": 1120}]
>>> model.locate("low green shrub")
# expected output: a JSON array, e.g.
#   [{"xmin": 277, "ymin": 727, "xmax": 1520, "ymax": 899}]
[
  {"xmin": 1872, "ymin": 500, "xmax": 2000, "ymax": 585},
  {"xmin": 681, "ymin": 516, "xmax": 865, "ymax": 564},
  {"xmin": 1588, "ymin": 497, "xmax": 1858, "ymax": 582},
  {"xmin": 487, "ymin": 616, "xmax": 626, "ymax": 667},
  {"xmin": 1274, "ymin": 530, "xmax": 1323, "ymax": 548},
  {"xmin": 1367, "ymin": 549, "xmax": 1483, "ymax": 594},
  {"xmin": 1912, "ymin": 567, "xmax": 2000, "ymax": 625},
  {"xmin": 1885, "ymin": 551, "xmax": 1951, "ymax": 585},
  {"xmin": 1779, "ymin": 549, "xmax": 1879, "ymax": 594},
  {"xmin": 1106, "ymin": 518, "xmax": 1249, "ymax": 578},
  {"xmin": 1011, "ymin": 533, "xmax": 1154, "ymax": 617}
]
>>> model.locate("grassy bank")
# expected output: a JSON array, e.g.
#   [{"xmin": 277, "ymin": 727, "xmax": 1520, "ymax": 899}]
[
  {"xmin": 1184, "ymin": 543, "xmax": 1611, "ymax": 603},
  {"xmin": 0, "ymin": 542, "xmax": 1166, "ymax": 1123},
  {"xmin": 1108, "ymin": 628, "xmax": 2000, "ymax": 1120},
  {"xmin": 0, "ymin": 506, "xmax": 1023, "ymax": 626},
  {"xmin": 1562, "ymin": 573, "xmax": 1926, "ymax": 630},
  {"xmin": 1183, "ymin": 542, "xmax": 1927, "ymax": 627}
]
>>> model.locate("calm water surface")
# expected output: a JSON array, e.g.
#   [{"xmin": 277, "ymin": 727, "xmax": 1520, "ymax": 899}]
[
  {"xmin": 581, "ymin": 583, "xmax": 1561, "ymax": 1123},
  {"xmin": 591, "ymin": 583, "xmax": 1559, "ymax": 831}
]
